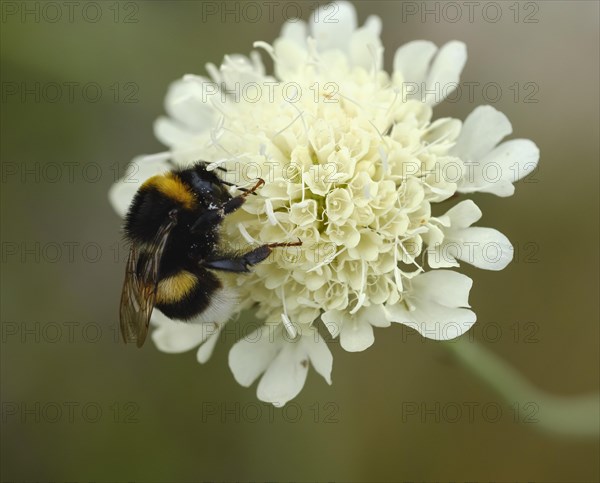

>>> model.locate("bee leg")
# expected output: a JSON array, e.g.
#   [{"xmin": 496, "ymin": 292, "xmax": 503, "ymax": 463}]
[
  {"xmin": 190, "ymin": 179, "xmax": 264, "ymax": 233},
  {"xmin": 203, "ymin": 258, "xmax": 251, "ymax": 273},
  {"xmin": 219, "ymin": 180, "xmax": 257, "ymax": 196},
  {"xmin": 190, "ymin": 209, "xmax": 223, "ymax": 233},
  {"xmin": 203, "ymin": 239, "xmax": 302, "ymax": 273},
  {"xmin": 221, "ymin": 178, "xmax": 265, "ymax": 215}
]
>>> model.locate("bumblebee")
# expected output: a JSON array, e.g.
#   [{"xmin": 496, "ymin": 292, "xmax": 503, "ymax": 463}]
[{"xmin": 120, "ymin": 161, "xmax": 300, "ymax": 347}]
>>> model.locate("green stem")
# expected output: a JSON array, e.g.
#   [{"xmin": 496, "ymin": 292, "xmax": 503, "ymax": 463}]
[{"xmin": 445, "ymin": 337, "xmax": 599, "ymax": 438}]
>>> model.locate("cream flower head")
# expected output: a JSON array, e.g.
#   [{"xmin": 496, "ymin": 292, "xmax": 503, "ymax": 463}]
[{"xmin": 110, "ymin": 1, "xmax": 539, "ymax": 407}]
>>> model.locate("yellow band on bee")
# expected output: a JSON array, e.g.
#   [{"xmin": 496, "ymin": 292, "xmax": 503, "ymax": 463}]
[
  {"xmin": 142, "ymin": 173, "xmax": 196, "ymax": 209},
  {"xmin": 156, "ymin": 271, "xmax": 198, "ymax": 303}
]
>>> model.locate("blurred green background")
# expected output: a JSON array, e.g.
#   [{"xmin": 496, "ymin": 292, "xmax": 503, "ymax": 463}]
[{"xmin": 1, "ymin": 1, "xmax": 598, "ymax": 481}]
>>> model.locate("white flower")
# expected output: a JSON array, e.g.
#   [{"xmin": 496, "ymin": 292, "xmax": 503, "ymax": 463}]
[{"xmin": 109, "ymin": 1, "xmax": 539, "ymax": 405}]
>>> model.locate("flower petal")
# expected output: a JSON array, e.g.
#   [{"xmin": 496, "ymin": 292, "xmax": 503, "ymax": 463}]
[
  {"xmin": 321, "ymin": 310, "xmax": 344, "ymax": 337},
  {"xmin": 397, "ymin": 303, "xmax": 477, "ymax": 340},
  {"xmin": 455, "ymin": 227, "xmax": 513, "ymax": 271},
  {"xmin": 425, "ymin": 41, "xmax": 467, "ymax": 105},
  {"xmin": 411, "ymin": 270, "xmax": 473, "ymax": 308},
  {"xmin": 480, "ymin": 139, "xmax": 539, "ymax": 194},
  {"xmin": 458, "ymin": 138, "xmax": 540, "ymax": 196},
  {"xmin": 349, "ymin": 17, "xmax": 383, "ymax": 70},
  {"xmin": 218, "ymin": 53, "xmax": 267, "ymax": 91},
  {"xmin": 310, "ymin": 1, "xmax": 357, "ymax": 52},
  {"xmin": 427, "ymin": 244, "xmax": 460, "ymax": 269},
  {"xmin": 280, "ymin": 19, "xmax": 308, "ymax": 46},
  {"xmin": 393, "ymin": 40, "xmax": 437, "ymax": 84},
  {"xmin": 154, "ymin": 117, "xmax": 197, "ymax": 148},
  {"xmin": 303, "ymin": 331, "xmax": 333, "ymax": 385},
  {"xmin": 476, "ymin": 179, "xmax": 515, "ymax": 197},
  {"xmin": 257, "ymin": 341, "xmax": 309, "ymax": 407},
  {"xmin": 164, "ymin": 77, "xmax": 218, "ymax": 131},
  {"xmin": 451, "ymin": 106, "xmax": 512, "ymax": 161},
  {"xmin": 228, "ymin": 326, "xmax": 281, "ymax": 387},
  {"xmin": 361, "ymin": 304, "xmax": 391, "ymax": 328},
  {"xmin": 196, "ymin": 323, "xmax": 224, "ymax": 364},
  {"xmin": 151, "ymin": 319, "xmax": 214, "ymax": 353},
  {"xmin": 340, "ymin": 317, "xmax": 374, "ymax": 352},
  {"xmin": 445, "ymin": 199, "xmax": 482, "ymax": 229}
]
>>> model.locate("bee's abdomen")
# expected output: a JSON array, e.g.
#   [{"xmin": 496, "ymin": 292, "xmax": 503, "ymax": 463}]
[
  {"xmin": 156, "ymin": 271, "xmax": 198, "ymax": 304},
  {"xmin": 155, "ymin": 268, "xmax": 221, "ymax": 320}
]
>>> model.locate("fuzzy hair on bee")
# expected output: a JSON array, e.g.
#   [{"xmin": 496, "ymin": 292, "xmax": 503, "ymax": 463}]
[{"xmin": 119, "ymin": 161, "xmax": 301, "ymax": 347}]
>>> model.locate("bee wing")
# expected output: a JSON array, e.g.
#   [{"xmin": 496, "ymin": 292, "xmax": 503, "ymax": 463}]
[{"xmin": 120, "ymin": 216, "xmax": 177, "ymax": 347}]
